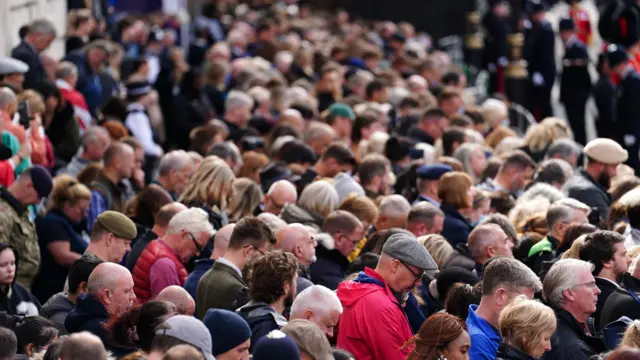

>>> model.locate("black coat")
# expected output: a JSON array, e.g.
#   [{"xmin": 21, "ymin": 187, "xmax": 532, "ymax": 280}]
[
  {"xmin": 524, "ymin": 20, "xmax": 557, "ymax": 88},
  {"xmin": 496, "ymin": 343, "xmax": 536, "ymax": 360},
  {"xmin": 560, "ymin": 39, "xmax": 592, "ymax": 103},
  {"xmin": 440, "ymin": 203, "xmax": 473, "ymax": 248},
  {"xmin": 600, "ymin": 273, "xmax": 640, "ymax": 330},
  {"xmin": 593, "ymin": 75, "xmax": 618, "ymax": 140},
  {"xmin": 562, "ymin": 169, "xmax": 612, "ymax": 222},
  {"xmin": 237, "ymin": 300, "xmax": 287, "ymax": 354},
  {"xmin": 594, "ymin": 277, "xmax": 620, "ymax": 331},
  {"xmin": 11, "ymin": 41, "xmax": 46, "ymax": 90},
  {"xmin": 616, "ymin": 68, "xmax": 640, "ymax": 172},
  {"xmin": 541, "ymin": 308, "xmax": 606, "ymax": 360},
  {"xmin": 310, "ymin": 238, "xmax": 350, "ymax": 290}
]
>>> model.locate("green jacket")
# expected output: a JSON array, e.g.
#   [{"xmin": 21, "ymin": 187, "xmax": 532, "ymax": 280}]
[
  {"xmin": 196, "ymin": 260, "xmax": 248, "ymax": 319},
  {"xmin": 2, "ymin": 131, "xmax": 30, "ymax": 176},
  {"xmin": 528, "ymin": 237, "xmax": 554, "ymax": 258}
]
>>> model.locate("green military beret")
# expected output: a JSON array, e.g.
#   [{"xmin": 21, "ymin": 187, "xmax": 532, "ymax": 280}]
[{"xmin": 95, "ymin": 211, "xmax": 137, "ymax": 240}]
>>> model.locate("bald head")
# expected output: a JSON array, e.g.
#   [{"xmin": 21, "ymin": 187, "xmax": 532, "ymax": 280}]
[
  {"xmin": 277, "ymin": 223, "xmax": 317, "ymax": 266},
  {"xmin": 88, "ymin": 262, "xmax": 129, "ymax": 294},
  {"xmin": 211, "ymin": 223, "xmax": 235, "ymax": 260},
  {"xmin": 467, "ymin": 223, "xmax": 512, "ymax": 264},
  {"xmin": 60, "ymin": 332, "xmax": 108, "ymax": 360},
  {"xmin": 87, "ymin": 263, "xmax": 135, "ymax": 317},
  {"xmin": 156, "ymin": 285, "xmax": 196, "ymax": 316},
  {"xmin": 265, "ymin": 180, "xmax": 298, "ymax": 215}
]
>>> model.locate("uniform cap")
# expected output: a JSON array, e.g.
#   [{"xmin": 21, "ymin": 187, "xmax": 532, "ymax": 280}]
[
  {"xmin": 95, "ymin": 211, "xmax": 137, "ymax": 240},
  {"xmin": 584, "ymin": 138, "xmax": 628, "ymax": 164},
  {"xmin": 416, "ymin": 164, "xmax": 453, "ymax": 180},
  {"xmin": 0, "ymin": 57, "xmax": 29, "ymax": 75}
]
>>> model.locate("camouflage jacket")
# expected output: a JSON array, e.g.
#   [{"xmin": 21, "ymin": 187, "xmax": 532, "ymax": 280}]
[{"xmin": 0, "ymin": 187, "xmax": 39, "ymax": 289}]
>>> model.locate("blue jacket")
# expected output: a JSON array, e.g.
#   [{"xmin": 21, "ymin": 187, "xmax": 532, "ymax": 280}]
[
  {"xmin": 467, "ymin": 304, "xmax": 501, "ymax": 360},
  {"xmin": 184, "ymin": 259, "xmax": 215, "ymax": 300},
  {"xmin": 441, "ymin": 203, "xmax": 473, "ymax": 247},
  {"xmin": 63, "ymin": 50, "xmax": 102, "ymax": 115}
]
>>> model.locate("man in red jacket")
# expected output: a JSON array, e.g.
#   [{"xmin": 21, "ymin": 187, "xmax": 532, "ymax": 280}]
[
  {"xmin": 132, "ymin": 207, "xmax": 214, "ymax": 303},
  {"xmin": 336, "ymin": 233, "xmax": 437, "ymax": 360}
]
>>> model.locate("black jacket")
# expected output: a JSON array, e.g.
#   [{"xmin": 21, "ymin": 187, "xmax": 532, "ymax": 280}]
[
  {"xmin": 617, "ymin": 68, "xmax": 640, "ymax": 172},
  {"xmin": 0, "ymin": 244, "xmax": 40, "ymax": 316},
  {"xmin": 237, "ymin": 300, "xmax": 287, "ymax": 354},
  {"xmin": 310, "ymin": 235, "xmax": 350, "ymax": 290},
  {"xmin": 11, "ymin": 41, "xmax": 46, "ymax": 90},
  {"xmin": 594, "ymin": 277, "xmax": 620, "ymax": 331},
  {"xmin": 593, "ymin": 75, "xmax": 618, "ymax": 139},
  {"xmin": 440, "ymin": 203, "xmax": 473, "ymax": 248},
  {"xmin": 528, "ymin": 235, "xmax": 561, "ymax": 277},
  {"xmin": 524, "ymin": 20, "xmax": 556, "ymax": 88},
  {"xmin": 600, "ymin": 273, "xmax": 640, "ymax": 330},
  {"xmin": 496, "ymin": 343, "xmax": 537, "ymax": 360},
  {"xmin": 562, "ymin": 169, "xmax": 611, "ymax": 221},
  {"xmin": 541, "ymin": 307, "xmax": 606, "ymax": 360},
  {"xmin": 560, "ymin": 38, "xmax": 592, "ymax": 103}
]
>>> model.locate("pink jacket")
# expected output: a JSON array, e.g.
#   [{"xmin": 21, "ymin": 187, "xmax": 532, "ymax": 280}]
[{"xmin": 336, "ymin": 268, "xmax": 414, "ymax": 360}]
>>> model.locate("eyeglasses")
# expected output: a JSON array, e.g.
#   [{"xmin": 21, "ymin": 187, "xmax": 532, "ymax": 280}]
[
  {"xmin": 398, "ymin": 259, "xmax": 424, "ymax": 281},
  {"xmin": 245, "ymin": 245, "xmax": 266, "ymax": 256},
  {"xmin": 572, "ymin": 281, "xmax": 598, "ymax": 290},
  {"xmin": 187, "ymin": 232, "xmax": 203, "ymax": 254}
]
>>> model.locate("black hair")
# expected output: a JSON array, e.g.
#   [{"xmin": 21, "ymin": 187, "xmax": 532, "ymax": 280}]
[
  {"xmin": 384, "ymin": 135, "xmax": 414, "ymax": 163},
  {"xmin": 365, "ymin": 79, "xmax": 387, "ymax": 100},
  {"xmin": 444, "ymin": 282, "xmax": 482, "ymax": 320},
  {"xmin": 352, "ymin": 115, "xmax": 380, "ymax": 143},
  {"xmin": 442, "ymin": 128, "xmax": 466, "ymax": 156},
  {"xmin": 533, "ymin": 160, "xmax": 567, "ymax": 186},
  {"xmin": 348, "ymin": 253, "xmax": 380, "ymax": 274},
  {"xmin": 321, "ymin": 143, "xmax": 356, "ymax": 165},
  {"xmin": 108, "ymin": 301, "xmax": 176, "ymax": 352},
  {"xmin": 332, "ymin": 348, "xmax": 356, "ymax": 360},
  {"xmin": 277, "ymin": 140, "xmax": 316, "ymax": 165},
  {"xmin": 441, "ymin": 71, "xmax": 462, "ymax": 86},
  {"xmin": 14, "ymin": 316, "xmax": 58, "ymax": 355},
  {"xmin": 0, "ymin": 327, "xmax": 17, "ymax": 359},
  {"xmin": 35, "ymin": 81, "xmax": 62, "ymax": 107},
  {"xmin": 579, "ymin": 230, "xmax": 625, "ymax": 276},
  {"xmin": 42, "ymin": 339, "xmax": 63, "ymax": 360},
  {"xmin": 68, "ymin": 258, "xmax": 101, "ymax": 295}
]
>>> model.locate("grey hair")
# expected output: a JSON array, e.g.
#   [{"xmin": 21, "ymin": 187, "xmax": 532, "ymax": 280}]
[
  {"xmin": 347, "ymin": 69, "xmax": 375, "ymax": 90},
  {"xmin": 0, "ymin": 87, "xmax": 17, "ymax": 109},
  {"xmin": 546, "ymin": 138, "xmax": 583, "ymax": 163},
  {"xmin": 479, "ymin": 213, "xmax": 518, "ymax": 241},
  {"xmin": 166, "ymin": 207, "xmax": 215, "ymax": 237},
  {"xmin": 303, "ymin": 121, "xmax": 335, "ymax": 144},
  {"xmin": 55, "ymin": 61, "xmax": 78, "ymax": 80},
  {"xmin": 379, "ymin": 194, "xmax": 412, "ymax": 219},
  {"xmin": 248, "ymin": 86, "xmax": 271, "ymax": 105},
  {"xmin": 543, "ymin": 259, "xmax": 594, "ymax": 307},
  {"xmin": 407, "ymin": 201, "xmax": 444, "ymax": 225},
  {"xmin": 290, "ymin": 285, "xmax": 343, "ymax": 319},
  {"xmin": 468, "ymin": 223, "xmax": 506, "ymax": 260},
  {"xmin": 299, "ymin": 180, "xmax": 339, "ymax": 217},
  {"xmin": 257, "ymin": 212, "xmax": 288, "ymax": 233},
  {"xmin": 546, "ymin": 199, "xmax": 590, "ymax": 229},
  {"xmin": 453, "ymin": 142, "xmax": 484, "ymax": 184},
  {"xmin": 158, "ymin": 150, "xmax": 193, "ymax": 176},
  {"xmin": 225, "ymin": 90, "xmax": 254, "ymax": 111},
  {"xmin": 483, "ymin": 256, "xmax": 542, "ymax": 295},
  {"xmin": 29, "ymin": 19, "xmax": 57, "ymax": 35},
  {"xmin": 82, "ymin": 126, "xmax": 109, "ymax": 148},
  {"xmin": 517, "ymin": 183, "xmax": 566, "ymax": 206}
]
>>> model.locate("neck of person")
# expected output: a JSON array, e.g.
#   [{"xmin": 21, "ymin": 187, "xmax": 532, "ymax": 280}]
[
  {"xmin": 421, "ymin": 187, "xmax": 438, "ymax": 202},
  {"xmin": 222, "ymin": 250, "xmax": 246, "ymax": 271},
  {"xmin": 67, "ymin": 292, "xmax": 78, "ymax": 304},
  {"xmin": 475, "ymin": 297, "xmax": 500, "ymax": 329},
  {"xmin": 155, "ymin": 176, "xmax": 172, "ymax": 193},
  {"xmin": 493, "ymin": 173, "xmax": 511, "ymax": 192},
  {"xmin": 103, "ymin": 167, "xmax": 122, "ymax": 185},
  {"xmin": 598, "ymin": 268, "xmax": 618, "ymax": 283},
  {"xmin": 84, "ymin": 242, "xmax": 110, "ymax": 262},
  {"xmin": 152, "ymin": 224, "xmax": 168, "ymax": 238},
  {"xmin": 271, "ymin": 297, "xmax": 285, "ymax": 315},
  {"xmin": 564, "ymin": 303, "xmax": 590, "ymax": 324}
]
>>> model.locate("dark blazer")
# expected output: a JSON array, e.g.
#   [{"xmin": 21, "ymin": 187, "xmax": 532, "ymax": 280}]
[
  {"xmin": 594, "ymin": 277, "xmax": 620, "ymax": 330},
  {"xmin": 196, "ymin": 260, "xmax": 248, "ymax": 319},
  {"xmin": 496, "ymin": 343, "xmax": 536, "ymax": 360},
  {"xmin": 600, "ymin": 273, "xmax": 640, "ymax": 330},
  {"xmin": 560, "ymin": 39, "xmax": 592, "ymax": 103},
  {"xmin": 542, "ymin": 307, "xmax": 606, "ymax": 360},
  {"xmin": 11, "ymin": 41, "xmax": 45, "ymax": 90},
  {"xmin": 524, "ymin": 20, "xmax": 557, "ymax": 88},
  {"xmin": 440, "ymin": 203, "xmax": 473, "ymax": 248},
  {"xmin": 562, "ymin": 169, "xmax": 612, "ymax": 221}
]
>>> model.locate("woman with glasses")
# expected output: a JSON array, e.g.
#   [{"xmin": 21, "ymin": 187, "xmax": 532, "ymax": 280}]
[{"xmin": 32, "ymin": 175, "xmax": 92, "ymax": 304}]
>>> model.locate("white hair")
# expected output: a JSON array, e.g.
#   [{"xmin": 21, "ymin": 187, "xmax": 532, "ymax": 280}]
[
  {"xmin": 0, "ymin": 87, "xmax": 17, "ymax": 109},
  {"xmin": 554, "ymin": 198, "xmax": 591, "ymax": 214},
  {"xmin": 481, "ymin": 98, "xmax": 508, "ymax": 126},
  {"xmin": 494, "ymin": 137, "xmax": 525, "ymax": 156},
  {"xmin": 227, "ymin": 29, "xmax": 246, "ymax": 46},
  {"xmin": 158, "ymin": 150, "xmax": 193, "ymax": 176},
  {"xmin": 414, "ymin": 143, "xmax": 436, "ymax": 164},
  {"xmin": 290, "ymin": 285, "xmax": 343, "ymax": 319},
  {"xmin": 517, "ymin": 183, "xmax": 566, "ymax": 206},
  {"xmin": 225, "ymin": 90, "xmax": 254, "ymax": 111},
  {"xmin": 543, "ymin": 259, "xmax": 595, "ymax": 308},
  {"xmin": 55, "ymin": 61, "xmax": 78, "ymax": 80},
  {"xmin": 166, "ymin": 207, "xmax": 215, "ymax": 237},
  {"xmin": 388, "ymin": 87, "xmax": 410, "ymax": 107},
  {"xmin": 268, "ymin": 180, "xmax": 298, "ymax": 198},
  {"xmin": 358, "ymin": 131, "xmax": 389, "ymax": 160},
  {"xmin": 275, "ymin": 51, "xmax": 294, "ymax": 67},
  {"xmin": 379, "ymin": 195, "xmax": 411, "ymax": 219},
  {"xmin": 257, "ymin": 212, "xmax": 288, "ymax": 233},
  {"xmin": 299, "ymin": 180, "xmax": 339, "ymax": 217},
  {"xmin": 304, "ymin": 121, "xmax": 335, "ymax": 144},
  {"xmin": 407, "ymin": 74, "xmax": 428, "ymax": 91}
]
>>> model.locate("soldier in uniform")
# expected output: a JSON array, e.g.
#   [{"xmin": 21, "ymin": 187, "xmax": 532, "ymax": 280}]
[
  {"xmin": 0, "ymin": 166, "xmax": 52, "ymax": 289},
  {"xmin": 559, "ymin": 18, "xmax": 592, "ymax": 145},
  {"xmin": 607, "ymin": 44, "xmax": 640, "ymax": 173},
  {"xmin": 524, "ymin": 1, "xmax": 557, "ymax": 120},
  {"xmin": 482, "ymin": 0, "xmax": 510, "ymax": 95}
]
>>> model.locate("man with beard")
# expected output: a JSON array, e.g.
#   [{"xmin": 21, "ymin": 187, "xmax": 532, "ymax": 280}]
[
  {"xmin": 562, "ymin": 138, "xmax": 628, "ymax": 222},
  {"xmin": 236, "ymin": 250, "xmax": 298, "ymax": 353},
  {"xmin": 336, "ymin": 233, "xmax": 437, "ymax": 359}
]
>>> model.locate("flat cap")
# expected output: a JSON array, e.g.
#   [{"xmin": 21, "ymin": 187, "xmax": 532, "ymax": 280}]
[
  {"xmin": 416, "ymin": 164, "xmax": 453, "ymax": 180},
  {"xmin": 382, "ymin": 233, "xmax": 437, "ymax": 270},
  {"xmin": 0, "ymin": 57, "xmax": 29, "ymax": 75},
  {"xmin": 95, "ymin": 211, "xmax": 137, "ymax": 240},
  {"xmin": 327, "ymin": 103, "xmax": 355, "ymax": 120},
  {"xmin": 584, "ymin": 138, "xmax": 628, "ymax": 165}
]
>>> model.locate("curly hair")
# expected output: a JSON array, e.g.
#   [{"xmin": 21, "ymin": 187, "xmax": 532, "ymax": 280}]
[{"xmin": 247, "ymin": 250, "xmax": 298, "ymax": 304}]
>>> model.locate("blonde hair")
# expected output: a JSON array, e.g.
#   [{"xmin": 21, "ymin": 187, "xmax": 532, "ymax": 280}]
[
  {"xmin": 18, "ymin": 89, "xmax": 46, "ymax": 114},
  {"xmin": 621, "ymin": 321, "xmax": 640, "ymax": 348},
  {"xmin": 49, "ymin": 175, "xmax": 92, "ymax": 211},
  {"xmin": 179, "ymin": 156, "xmax": 235, "ymax": 210},
  {"xmin": 227, "ymin": 178, "xmax": 264, "ymax": 222},
  {"xmin": 499, "ymin": 296, "xmax": 557, "ymax": 355},
  {"xmin": 419, "ymin": 234, "xmax": 453, "ymax": 267},
  {"xmin": 438, "ymin": 172, "xmax": 473, "ymax": 209},
  {"xmin": 628, "ymin": 245, "xmax": 640, "ymax": 264},
  {"xmin": 560, "ymin": 234, "xmax": 588, "ymax": 260},
  {"xmin": 338, "ymin": 194, "xmax": 379, "ymax": 227},
  {"xmin": 299, "ymin": 180, "xmax": 339, "ymax": 218},
  {"xmin": 524, "ymin": 118, "xmax": 572, "ymax": 153}
]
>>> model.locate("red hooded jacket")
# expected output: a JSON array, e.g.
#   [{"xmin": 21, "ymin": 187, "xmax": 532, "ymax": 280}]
[{"xmin": 336, "ymin": 267, "xmax": 413, "ymax": 360}]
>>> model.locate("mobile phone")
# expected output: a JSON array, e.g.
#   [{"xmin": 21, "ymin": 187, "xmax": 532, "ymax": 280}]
[{"xmin": 17, "ymin": 101, "xmax": 30, "ymax": 129}]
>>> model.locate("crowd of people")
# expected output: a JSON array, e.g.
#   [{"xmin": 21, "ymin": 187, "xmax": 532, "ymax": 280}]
[{"xmin": 2, "ymin": 0, "xmax": 640, "ymax": 359}]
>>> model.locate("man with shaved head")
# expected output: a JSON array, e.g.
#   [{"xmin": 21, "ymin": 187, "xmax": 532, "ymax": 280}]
[
  {"xmin": 184, "ymin": 223, "xmax": 235, "ymax": 300},
  {"xmin": 277, "ymin": 223, "xmax": 317, "ymax": 294},
  {"xmin": 157, "ymin": 285, "xmax": 196, "ymax": 316},
  {"xmin": 264, "ymin": 180, "xmax": 298, "ymax": 215},
  {"xmin": 467, "ymin": 223, "xmax": 514, "ymax": 276},
  {"xmin": 65, "ymin": 263, "xmax": 136, "ymax": 354}
]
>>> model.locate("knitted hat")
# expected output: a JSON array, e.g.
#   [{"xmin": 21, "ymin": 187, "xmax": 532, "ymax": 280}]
[
  {"xmin": 252, "ymin": 330, "xmax": 301, "ymax": 360},
  {"xmin": 27, "ymin": 165, "xmax": 52, "ymax": 198},
  {"xmin": 203, "ymin": 309, "xmax": 251, "ymax": 356}
]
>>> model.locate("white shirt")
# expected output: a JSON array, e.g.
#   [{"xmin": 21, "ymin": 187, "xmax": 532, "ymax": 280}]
[
  {"xmin": 216, "ymin": 257, "xmax": 242, "ymax": 278},
  {"xmin": 125, "ymin": 104, "xmax": 163, "ymax": 157}
]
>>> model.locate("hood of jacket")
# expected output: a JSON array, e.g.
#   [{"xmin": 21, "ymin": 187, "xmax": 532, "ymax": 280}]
[
  {"xmin": 40, "ymin": 292, "xmax": 74, "ymax": 318},
  {"xmin": 280, "ymin": 204, "xmax": 323, "ymax": 230},
  {"xmin": 236, "ymin": 300, "xmax": 288, "ymax": 327},
  {"xmin": 337, "ymin": 267, "xmax": 399, "ymax": 308},
  {"xmin": 64, "ymin": 293, "xmax": 109, "ymax": 334}
]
